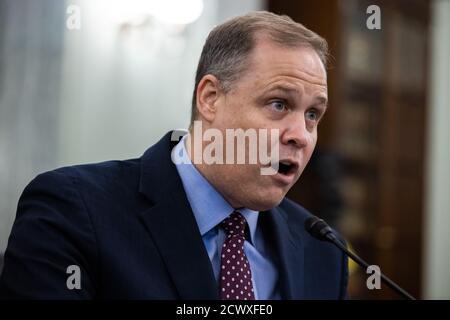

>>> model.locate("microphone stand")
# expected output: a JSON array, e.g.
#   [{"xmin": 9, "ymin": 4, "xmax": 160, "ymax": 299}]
[{"xmin": 327, "ymin": 232, "xmax": 416, "ymax": 300}]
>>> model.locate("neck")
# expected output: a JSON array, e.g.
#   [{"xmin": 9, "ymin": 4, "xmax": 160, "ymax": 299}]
[{"xmin": 184, "ymin": 130, "xmax": 242, "ymax": 209}]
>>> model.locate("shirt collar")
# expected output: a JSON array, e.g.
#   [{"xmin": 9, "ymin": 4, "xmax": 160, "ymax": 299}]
[{"xmin": 173, "ymin": 134, "xmax": 259, "ymax": 243}]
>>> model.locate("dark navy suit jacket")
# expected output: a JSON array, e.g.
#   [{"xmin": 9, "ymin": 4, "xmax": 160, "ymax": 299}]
[{"xmin": 0, "ymin": 132, "xmax": 348, "ymax": 299}]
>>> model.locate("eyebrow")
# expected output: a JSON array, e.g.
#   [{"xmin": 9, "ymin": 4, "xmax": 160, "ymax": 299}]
[
  {"xmin": 266, "ymin": 85, "xmax": 328, "ymax": 107},
  {"xmin": 314, "ymin": 96, "xmax": 328, "ymax": 107},
  {"xmin": 266, "ymin": 84, "xmax": 299, "ymax": 95}
]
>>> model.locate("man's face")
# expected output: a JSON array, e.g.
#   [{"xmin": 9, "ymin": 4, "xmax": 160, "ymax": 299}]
[{"xmin": 197, "ymin": 36, "xmax": 328, "ymax": 211}]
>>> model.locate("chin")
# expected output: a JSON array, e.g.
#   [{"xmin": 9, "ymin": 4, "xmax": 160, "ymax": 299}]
[{"xmin": 244, "ymin": 191, "xmax": 285, "ymax": 212}]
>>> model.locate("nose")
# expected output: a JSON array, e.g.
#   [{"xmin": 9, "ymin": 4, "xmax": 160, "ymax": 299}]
[{"xmin": 280, "ymin": 114, "xmax": 311, "ymax": 149}]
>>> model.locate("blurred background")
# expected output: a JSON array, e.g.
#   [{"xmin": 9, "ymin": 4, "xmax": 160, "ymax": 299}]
[{"xmin": 0, "ymin": 0, "xmax": 449, "ymax": 299}]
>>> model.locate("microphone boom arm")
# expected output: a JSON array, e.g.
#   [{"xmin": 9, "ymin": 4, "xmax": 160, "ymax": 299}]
[{"xmin": 306, "ymin": 216, "xmax": 416, "ymax": 300}]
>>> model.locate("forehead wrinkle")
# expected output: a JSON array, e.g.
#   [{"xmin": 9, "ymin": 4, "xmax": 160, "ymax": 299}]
[
  {"xmin": 246, "ymin": 50, "xmax": 327, "ymax": 83},
  {"xmin": 261, "ymin": 77, "xmax": 327, "ymax": 99},
  {"xmin": 294, "ymin": 69, "xmax": 327, "ymax": 86},
  {"xmin": 253, "ymin": 58, "xmax": 327, "ymax": 85},
  {"xmin": 262, "ymin": 72, "xmax": 326, "ymax": 88},
  {"xmin": 265, "ymin": 83, "xmax": 302, "ymax": 95}
]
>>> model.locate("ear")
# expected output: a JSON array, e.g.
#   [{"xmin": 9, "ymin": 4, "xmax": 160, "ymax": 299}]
[{"xmin": 195, "ymin": 74, "xmax": 222, "ymax": 123}]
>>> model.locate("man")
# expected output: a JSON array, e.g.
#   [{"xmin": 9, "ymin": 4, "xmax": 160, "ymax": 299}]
[{"xmin": 0, "ymin": 11, "xmax": 348, "ymax": 299}]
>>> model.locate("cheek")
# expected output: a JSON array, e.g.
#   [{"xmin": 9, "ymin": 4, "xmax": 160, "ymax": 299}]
[
  {"xmin": 234, "ymin": 165, "xmax": 263, "ymax": 186},
  {"xmin": 310, "ymin": 132, "xmax": 318, "ymax": 148},
  {"xmin": 311, "ymin": 135, "xmax": 318, "ymax": 149},
  {"xmin": 226, "ymin": 100, "xmax": 262, "ymax": 127},
  {"xmin": 215, "ymin": 98, "xmax": 240, "ymax": 127},
  {"xmin": 306, "ymin": 128, "xmax": 318, "ymax": 146},
  {"xmin": 301, "ymin": 132, "xmax": 317, "ymax": 166}
]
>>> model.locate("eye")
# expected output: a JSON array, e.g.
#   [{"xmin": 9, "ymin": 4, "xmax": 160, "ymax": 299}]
[
  {"xmin": 306, "ymin": 108, "xmax": 319, "ymax": 121},
  {"xmin": 269, "ymin": 100, "xmax": 287, "ymax": 112}
]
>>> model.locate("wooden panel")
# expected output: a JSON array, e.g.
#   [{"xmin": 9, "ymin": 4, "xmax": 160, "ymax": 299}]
[{"xmin": 271, "ymin": 0, "xmax": 429, "ymax": 299}]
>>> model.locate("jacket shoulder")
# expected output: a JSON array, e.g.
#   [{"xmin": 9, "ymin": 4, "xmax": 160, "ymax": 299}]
[
  {"xmin": 278, "ymin": 197, "xmax": 314, "ymax": 226},
  {"xmin": 277, "ymin": 197, "xmax": 349, "ymax": 299},
  {"xmin": 51, "ymin": 158, "xmax": 140, "ymax": 187}
]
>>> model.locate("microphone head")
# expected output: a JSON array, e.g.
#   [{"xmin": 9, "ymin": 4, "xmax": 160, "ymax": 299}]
[{"xmin": 304, "ymin": 216, "xmax": 334, "ymax": 241}]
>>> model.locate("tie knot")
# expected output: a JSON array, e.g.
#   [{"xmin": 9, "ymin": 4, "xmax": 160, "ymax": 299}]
[{"xmin": 221, "ymin": 211, "xmax": 247, "ymax": 237}]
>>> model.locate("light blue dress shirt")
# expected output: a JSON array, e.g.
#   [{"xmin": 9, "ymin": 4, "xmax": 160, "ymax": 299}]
[{"xmin": 173, "ymin": 135, "xmax": 280, "ymax": 300}]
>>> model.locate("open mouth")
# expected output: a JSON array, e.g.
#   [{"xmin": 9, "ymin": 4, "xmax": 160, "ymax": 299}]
[{"xmin": 277, "ymin": 161, "xmax": 297, "ymax": 176}]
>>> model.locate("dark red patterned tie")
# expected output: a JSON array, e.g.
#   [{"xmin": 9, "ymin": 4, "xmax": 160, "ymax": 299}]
[{"xmin": 219, "ymin": 211, "xmax": 255, "ymax": 300}]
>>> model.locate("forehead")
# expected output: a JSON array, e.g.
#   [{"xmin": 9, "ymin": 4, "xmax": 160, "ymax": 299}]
[{"xmin": 244, "ymin": 36, "xmax": 327, "ymax": 92}]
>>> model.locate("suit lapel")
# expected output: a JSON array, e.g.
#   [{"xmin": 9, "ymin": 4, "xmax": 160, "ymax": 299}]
[
  {"xmin": 138, "ymin": 131, "xmax": 218, "ymax": 299},
  {"xmin": 137, "ymin": 131, "xmax": 307, "ymax": 300},
  {"xmin": 263, "ymin": 206, "xmax": 305, "ymax": 299}
]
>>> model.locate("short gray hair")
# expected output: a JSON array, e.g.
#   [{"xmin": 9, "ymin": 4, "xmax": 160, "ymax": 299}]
[{"xmin": 190, "ymin": 11, "xmax": 329, "ymax": 125}]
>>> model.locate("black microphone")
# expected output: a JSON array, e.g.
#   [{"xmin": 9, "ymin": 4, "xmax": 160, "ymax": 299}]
[{"xmin": 305, "ymin": 216, "xmax": 416, "ymax": 300}]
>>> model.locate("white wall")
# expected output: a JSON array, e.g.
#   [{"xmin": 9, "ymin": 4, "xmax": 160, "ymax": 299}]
[
  {"xmin": 0, "ymin": 0, "xmax": 65, "ymax": 255},
  {"xmin": 58, "ymin": 0, "xmax": 264, "ymax": 165},
  {"xmin": 423, "ymin": 0, "xmax": 450, "ymax": 300},
  {"xmin": 0, "ymin": 0, "xmax": 263, "ymax": 253},
  {"xmin": 59, "ymin": 0, "xmax": 217, "ymax": 164}
]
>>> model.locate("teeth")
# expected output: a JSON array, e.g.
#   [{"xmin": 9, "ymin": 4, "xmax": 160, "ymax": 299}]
[{"xmin": 280, "ymin": 161, "xmax": 291, "ymax": 166}]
